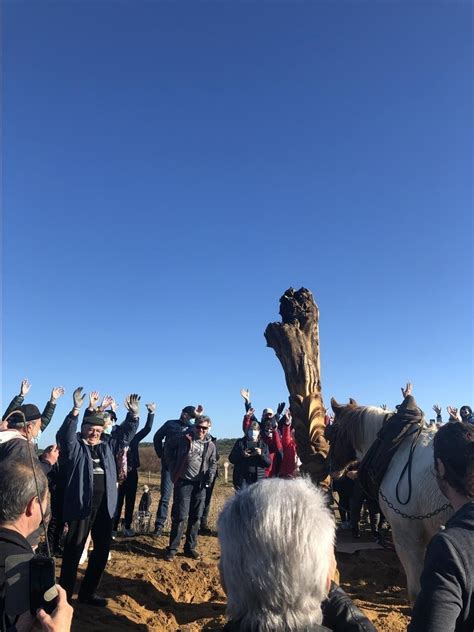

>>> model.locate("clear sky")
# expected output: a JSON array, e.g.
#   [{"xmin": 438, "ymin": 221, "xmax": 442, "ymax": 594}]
[{"xmin": 2, "ymin": 1, "xmax": 473, "ymax": 446}]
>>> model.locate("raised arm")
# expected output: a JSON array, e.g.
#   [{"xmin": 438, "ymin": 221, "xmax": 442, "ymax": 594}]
[
  {"xmin": 110, "ymin": 393, "xmax": 140, "ymax": 449},
  {"xmin": 41, "ymin": 386, "xmax": 65, "ymax": 430},
  {"xmin": 2, "ymin": 378, "xmax": 30, "ymax": 419},
  {"xmin": 56, "ymin": 387, "xmax": 86, "ymax": 454},
  {"xmin": 133, "ymin": 403, "xmax": 156, "ymax": 444}
]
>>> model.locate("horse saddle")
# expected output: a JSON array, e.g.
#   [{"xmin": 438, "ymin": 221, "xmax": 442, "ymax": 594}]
[{"xmin": 358, "ymin": 410, "xmax": 423, "ymax": 500}]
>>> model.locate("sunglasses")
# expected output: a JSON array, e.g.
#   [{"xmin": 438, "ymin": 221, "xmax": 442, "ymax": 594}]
[{"xmin": 195, "ymin": 425, "xmax": 209, "ymax": 431}]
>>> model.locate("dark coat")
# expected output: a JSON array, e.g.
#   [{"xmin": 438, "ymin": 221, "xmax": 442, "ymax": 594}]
[
  {"xmin": 0, "ymin": 527, "xmax": 34, "ymax": 632},
  {"xmin": 0, "ymin": 431, "xmax": 51, "ymax": 476},
  {"xmin": 229, "ymin": 437, "xmax": 271, "ymax": 489},
  {"xmin": 153, "ymin": 419, "xmax": 191, "ymax": 466},
  {"xmin": 56, "ymin": 412, "xmax": 138, "ymax": 522},
  {"xmin": 222, "ymin": 582, "xmax": 375, "ymax": 632},
  {"xmin": 409, "ymin": 501, "xmax": 474, "ymax": 632},
  {"xmin": 128, "ymin": 412, "xmax": 154, "ymax": 470}
]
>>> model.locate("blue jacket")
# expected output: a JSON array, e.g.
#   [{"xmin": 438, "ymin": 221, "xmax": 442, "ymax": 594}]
[{"xmin": 56, "ymin": 411, "xmax": 138, "ymax": 522}]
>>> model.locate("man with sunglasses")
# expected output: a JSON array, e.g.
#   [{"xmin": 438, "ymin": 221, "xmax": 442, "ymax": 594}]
[{"xmin": 164, "ymin": 416, "xmax": 217, "ymax": 561}]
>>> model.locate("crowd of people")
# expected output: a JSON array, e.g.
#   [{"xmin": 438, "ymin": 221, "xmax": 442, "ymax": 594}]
[{"xmin": 0, "ymin": 378, "xmax": 472, "ymax": 632}]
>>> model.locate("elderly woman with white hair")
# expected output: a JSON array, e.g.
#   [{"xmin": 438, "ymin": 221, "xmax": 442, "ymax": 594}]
[{"xmin": 218, "ymin": 478, "xmax": 375, "ymax": 632}]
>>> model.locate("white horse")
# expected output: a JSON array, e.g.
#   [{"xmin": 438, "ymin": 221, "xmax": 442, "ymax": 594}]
[{"xmin": 329, "ymin": 399, "xmax": 453, "ymax": 604}]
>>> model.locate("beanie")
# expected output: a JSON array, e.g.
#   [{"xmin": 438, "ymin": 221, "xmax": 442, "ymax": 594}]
[{"xmin": 6, "ymin": 404, "xmax": 42, "ymax": 427}]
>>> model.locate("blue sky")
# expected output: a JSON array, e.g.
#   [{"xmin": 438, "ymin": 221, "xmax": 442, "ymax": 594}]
[{"xmin": 2, "ymin": 1, "xmax": 473, "ymax": 446}]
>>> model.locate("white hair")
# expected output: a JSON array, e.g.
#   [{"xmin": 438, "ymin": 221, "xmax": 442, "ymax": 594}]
[{"xmin": 217, "ymin": 477, "xmax": 335, "ymax": 631}]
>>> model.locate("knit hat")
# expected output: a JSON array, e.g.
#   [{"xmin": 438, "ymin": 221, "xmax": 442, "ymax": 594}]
[
  {"xmin": 6, "ymin": 404, "xmax": 42, "ymax": 427},
  {"xmin": 82, "ymin": 413, "xmax": 106, "ymax": 427}
]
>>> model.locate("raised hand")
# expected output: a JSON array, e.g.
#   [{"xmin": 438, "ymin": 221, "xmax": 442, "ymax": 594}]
[
  {"xmin": 447, "ymin": 406, "xmax": 460, "ymax": 420},
  {"xmin": 110, "ymin": 398, "xmax": 119, "ymax": 412},
  {"xmin": 146, "ymin": 402, "xmax": 156, "ymax": 413},
  {"xmin": 100, "ymin": 395, "xmax": 114, "ymax": 410},
  {"xmin": 196, "ymin": 404, "xmax": 204, "ymax": 415},
  {"xmin": 73, "ymin": 387, "xmax": 86, "ymax": 410},
  {"xmin": 240, "ymin": 388, "xmax": 250, "ymax": 402},
  {"xmin": 125, "ymin": 393, "xmax": 141, "ymax": 416},
  {"xmin": 432, "ymin": 404, "xmax": 442, "ymax": 416},
  {"xmin": 401, "ymin": 382, "xmax": 413, "ymax": 399},
  {"xmin": 380, "ymin": 404, "xmax": 388, "ymax": 411},
  {"xmin": 277, "ymin": 402, "xmax": 286, "ymax": 416},
  {"xmin": 89, "ymin": 391, "xmax": 100, "ymax": 409},
  {"xmin": 50, "ymin": 387, "xmax": 65, "ymax": 403},
  {"xmin": 20, "ymin": 378, "xmax": 31, "ymax": 397}
]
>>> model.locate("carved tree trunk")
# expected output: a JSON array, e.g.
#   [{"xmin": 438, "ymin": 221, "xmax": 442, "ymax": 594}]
[{"xmin": 264, "ymin": 288, "xmax": 329, "ymax": 487}]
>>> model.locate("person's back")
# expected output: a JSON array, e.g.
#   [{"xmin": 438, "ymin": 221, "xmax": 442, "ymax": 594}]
[{"xmin": 409, "ymin": 422, "xmax": 474, "ymax": 632}]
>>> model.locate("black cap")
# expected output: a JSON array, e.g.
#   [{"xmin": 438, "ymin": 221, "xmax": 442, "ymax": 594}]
[
  {"xmin": 6, "ymin": 404, "xmax": 42, "ymax": 427},
  {"xmin": 182, "ymin": 406, "xmax": 197, "ymax": 417}
]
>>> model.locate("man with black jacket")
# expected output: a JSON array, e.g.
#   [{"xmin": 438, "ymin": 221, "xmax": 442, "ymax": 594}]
[
  {"xmin": 0, "ymin": 460, "xmax": 73, "ymax": 632},
  {"xmin": 152, "ymin": 405, "xmax": 201, "ymax": 536},
  {"xmin": 114, "ymin": 402, "xmax": 156, "ymax": 536},
  {"xmin": 58, "ymin": 388, "xmax": 139, "ymax": 606},
  {"xmin": 165, "ymin": 415, "xmax": 217, "ymax": 561},
  {"xmin": 409, "ymin": 422, "xmax": 474, "ymax": 632},
  {"xmin": 229, "ymin": 421, "xmax": 271, "ymax": 490}
]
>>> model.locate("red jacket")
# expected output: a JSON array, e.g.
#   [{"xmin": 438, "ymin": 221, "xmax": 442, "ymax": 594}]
[
  {"xmin": 279, "ymin": 423, "xmax": 298, "ymax": 478},
  {"xmin": 261, "ymin": 429, "xmax": 283, "ymax": 477}
]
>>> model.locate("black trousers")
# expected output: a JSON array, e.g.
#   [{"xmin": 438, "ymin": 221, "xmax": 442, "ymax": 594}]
[
  {"xmin": 114, "ymin": 469, "xmax": 139, "ymax": 530},
  {"xmin": 200, "ymin": 476, "xmax": 217, "ymax": 528},
  {"xmin": 350, "ymin": 480, "xmax": 380, "ymax": 535},
  {"xmin": 47, "ymin": 486, "xmax": 65, "ymax": 554},
  {"xmin": 59, "ymin": 496, "xmax": 114, "ymax": 600},
  {"xmin": 168, "ymin": 479, "xmax": 206, "ymax": 553},
  {"xmin": 333, "ymin": 477, "xmax": 354, "ymax": 523}
]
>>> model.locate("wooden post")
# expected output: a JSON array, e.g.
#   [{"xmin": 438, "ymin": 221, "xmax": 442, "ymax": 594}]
[{"xmin": 264, "ymin": 287, "xmax": 330, "ymax": 487}]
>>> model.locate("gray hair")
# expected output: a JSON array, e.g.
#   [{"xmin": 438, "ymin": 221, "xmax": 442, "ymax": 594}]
[
  {"xmin": 217, "ymin": 477, "xmax": 335, "ymax": 631},
  {"xmin": 0, "ymin": 459, "xmax": 48, "ymax": 523}
]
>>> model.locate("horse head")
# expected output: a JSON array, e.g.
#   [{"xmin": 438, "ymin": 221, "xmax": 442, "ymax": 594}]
[{"xmin": 327, "ymin": 397, "xmax": 359, "ymax": 472}]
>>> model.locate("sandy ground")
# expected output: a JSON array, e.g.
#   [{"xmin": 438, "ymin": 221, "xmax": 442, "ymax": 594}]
[{"xmin": 67, "ymin": 478, "xmax": 411, "ymax": 631}]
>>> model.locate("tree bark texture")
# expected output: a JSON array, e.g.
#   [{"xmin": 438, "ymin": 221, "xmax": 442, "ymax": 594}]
[{"xmin": 264, "ymin": 288, "xmax": 329, "ymax": 486}]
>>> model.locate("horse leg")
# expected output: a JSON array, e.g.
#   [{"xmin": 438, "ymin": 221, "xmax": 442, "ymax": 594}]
[{"xmin": 390, "ymin": 521, "xmax": 426, "ymax": 605}]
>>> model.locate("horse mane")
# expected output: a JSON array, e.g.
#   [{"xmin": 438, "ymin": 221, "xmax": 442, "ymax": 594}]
[{"xmin": 336, "ymin": 405, "xmax": 391, "ymax": 457}]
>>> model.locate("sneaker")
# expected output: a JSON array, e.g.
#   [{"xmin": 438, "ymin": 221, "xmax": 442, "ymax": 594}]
[
  {"xmin": 123, "ymin": 528, "xmax": 135, "ymax": 537},
  {"xmin": 77, "ymin": 594, "xmax": 108, "ymax": 607},
  {"xmin": 184, "ymin": 549, "xmax": 200, "ymax": 560},
  {"xmin": 152, "ymin": 527, "xmax": 163, "ymax": 537},
  {"xmin": 164, "ymin": 550, "xmax": 176, "ymax": 561}
]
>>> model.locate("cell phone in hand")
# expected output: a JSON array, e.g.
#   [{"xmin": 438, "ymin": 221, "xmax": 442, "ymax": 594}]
[{"xmin": 29, "ymin": 555, "xmax": 58, "ymax": 615}]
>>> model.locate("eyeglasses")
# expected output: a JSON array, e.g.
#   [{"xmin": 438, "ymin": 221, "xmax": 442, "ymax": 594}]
[{"xmin": 195, "ymin": 425, "xmax": 209, "ymax": 431}]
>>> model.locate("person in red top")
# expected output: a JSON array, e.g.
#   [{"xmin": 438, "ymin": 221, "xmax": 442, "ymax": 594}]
[
  {"xmin": 279, "ymin": 409, "xmax": 299, "ymax": 478},
  {"xmin": 261, "ymin": 418, "xmax": 283, "ymax": 478}
]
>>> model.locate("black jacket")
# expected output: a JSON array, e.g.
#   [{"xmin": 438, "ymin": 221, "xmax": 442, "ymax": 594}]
[
  {"xmin": 56, "ymin": 411, "xmax": 138, "ymax": 522},
  {"xmin": 0, "ymin": 528, "xmax": 34, "ymax": 632},
  {"xmin": 409, "ymin": 501, "xmax": 474, "ymax": 632},
  {"xmin": 128, "ymin": 412, "xmax": 154, "ymax": 470},
  {"xmin": 0, "ymin": 431, "xmax": 51, "ymax": 476},
  {"xmin": 229, "ymin": 437, "xmax": 271, "ymax": 489},
  {"xmin": 153, "ymin": 419, "xmax": 191, "ymax": 465},
  {"xmin": 222, "ymin": 582, "xmax": 375, "ymax": 631}
]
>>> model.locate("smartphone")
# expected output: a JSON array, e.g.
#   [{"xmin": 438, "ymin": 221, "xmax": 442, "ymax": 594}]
[{"xmin": 29, "ymin": 555, "xmax": 58, "ymax": 615}]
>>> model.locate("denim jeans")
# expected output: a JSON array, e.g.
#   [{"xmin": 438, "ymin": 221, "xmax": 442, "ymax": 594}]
[
  {"xmin": 154, "ymin": 462, "xmax": 174, "ymax": 530},
  {"xmin": 168, "ymin": 479, "xmax": 206, "ymax": 553}
]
